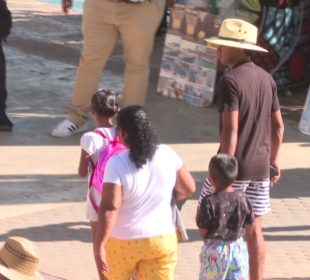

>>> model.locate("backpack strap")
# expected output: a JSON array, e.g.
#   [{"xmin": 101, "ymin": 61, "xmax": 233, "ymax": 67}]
[
  {"xmin": 88, "ymin": 129, "xmax": 113, "ymax": 213},
  {"xmin": 90, "ymin": 129, "xmax": 111, "ymax": 168}
]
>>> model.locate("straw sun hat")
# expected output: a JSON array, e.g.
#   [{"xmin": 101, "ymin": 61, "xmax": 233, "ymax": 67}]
[
  {"xmin": 0, "ymin": 236, "xmax": 43, "ymax": 280},
  {"xmin": 206, "ymin": 18, "xmax": 268, "ymax": 52}
]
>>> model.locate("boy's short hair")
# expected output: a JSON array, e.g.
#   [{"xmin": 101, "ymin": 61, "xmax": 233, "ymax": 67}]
[{"xmin": 209, "ymin": 154, "xmax": 238, "ymax": 188}]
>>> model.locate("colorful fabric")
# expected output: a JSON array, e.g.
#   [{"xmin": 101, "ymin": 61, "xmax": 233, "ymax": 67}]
[
  {"xmin": 199, "ymin": 237, "xmax": 249, "ymax": 280},
  {"xmin": 104, "ymin": 233, "xmax": 177, "ymax": 280},
  {"xmin": 199, "ymin": 178, "xmax": 270, "ymax": 216}
]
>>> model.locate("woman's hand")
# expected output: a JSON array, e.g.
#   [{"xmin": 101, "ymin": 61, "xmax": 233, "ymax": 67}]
[{"xmin": 94, "ymin": 243, "xmax": 109, "ymax": 279}]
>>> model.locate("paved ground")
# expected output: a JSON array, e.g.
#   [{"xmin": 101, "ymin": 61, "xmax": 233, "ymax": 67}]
[{"xmin": 0, "ymin": 1, "xmax": 310, "ymax": 279}]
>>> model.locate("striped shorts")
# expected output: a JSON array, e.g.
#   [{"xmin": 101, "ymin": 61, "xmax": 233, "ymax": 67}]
[{"xmin": 199, "ymin": 178, "xmax": 271, "ymax": 216}]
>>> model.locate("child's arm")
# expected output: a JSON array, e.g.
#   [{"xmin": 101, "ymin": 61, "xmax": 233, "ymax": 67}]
[
  {"xmin": 78, "ymin": 149, "xmax": 91, "ymax": 177},
  {"xmin": 196, "ymin": 198, "xmax": 211, "ymax": 240}
]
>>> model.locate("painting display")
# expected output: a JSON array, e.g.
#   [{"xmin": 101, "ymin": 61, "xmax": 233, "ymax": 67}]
[{"xmin": 157, "ymin": 4, "xmax": 221, "ymax": 107}]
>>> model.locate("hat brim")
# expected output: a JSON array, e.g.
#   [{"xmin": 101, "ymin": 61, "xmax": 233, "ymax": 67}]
[
  {"xmin": 205, "ymin": 36, "xmax": 268, "ymax": 53},
  {"xmin": 0, "ymin": 263, "xmax": 44, "ymax": 280}
]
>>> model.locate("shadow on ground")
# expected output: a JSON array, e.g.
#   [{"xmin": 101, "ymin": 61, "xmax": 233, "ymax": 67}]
[
  {"xmin": 0, "ymin": 167, "xmax": 309, "ymax": 206},
  {"xmin": 186, "ymin": 224, "xmax": 310, "ymax": 243},
  {"xmin": 0, "ymin": 221, "xmax": 91, "ymax": 243}
]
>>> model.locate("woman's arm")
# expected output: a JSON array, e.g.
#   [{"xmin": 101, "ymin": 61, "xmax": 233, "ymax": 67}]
[
  {"xmin": 78, "ymin": 149, "xmax": 91, "ymax": 177},
  {"xmin": 174, "ymin": 165, "xmax": 196, "ymax": 201},
  {"xmin": 94, "ymin": 183, "xmax": 122, "ymax": 278}
]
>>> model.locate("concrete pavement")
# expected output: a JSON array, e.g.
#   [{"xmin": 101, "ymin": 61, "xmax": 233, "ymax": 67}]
[{"xmin": 0, "ymin": 0, "xmax": 310, "ymax": 279}]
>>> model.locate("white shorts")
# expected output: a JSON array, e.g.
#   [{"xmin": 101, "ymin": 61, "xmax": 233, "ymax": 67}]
[
  {"xmin": 86, "ymin": 186, "xmax": 101, "ymax": 222},
  {"xmin": 199, "ymin": 178, "xmax": 271, "ymax": 216}
]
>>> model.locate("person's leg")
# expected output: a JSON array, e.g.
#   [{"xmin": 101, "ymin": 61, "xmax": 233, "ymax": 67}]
[
  {"xmin": 233, "ymin": 179, "xmax": 270, "ymax": 280},
  {"xmin": 90, "ymin": 222, "xmax": 97, "ymax": 243},
  {"xmin": 0, "ymin": 42, "xmax": 7, "ymax": 113},
  {"xmin": 103, "ymin": 238, "xmax": 142, "ymax": 280},
  {"xmin": 118, "ymin": 0, "xmax": 165, "ymax": 106},
  {"xmin": 248, "ymin": 215, "xmax": 265, "ymax": 280},
  {"xmin": 136, "ymin": 233, "xmax": 177, "ymax": 280},
  {"xmin": 199, "ymin": 239, "xmax": 230, "ymax": 280},
  {"xmin": 67, "ymin": 0, "xmax": 120, "ymax": 125},
  {"xmin": 0, "ymin": 42, "xmax": 12, "ymax": 130},
  {"xmin": 226, "ymin": 237, "xmax": 249, "ymax": 280}
]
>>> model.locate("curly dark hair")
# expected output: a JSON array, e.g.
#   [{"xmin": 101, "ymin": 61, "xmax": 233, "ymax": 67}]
[
  {"xmin": 91, "ymin": 88, "xmax": 121, "ymax": 118},
  {"xmin": 117, "ymin": 105, "xmax": 159, "ymax": 169}
]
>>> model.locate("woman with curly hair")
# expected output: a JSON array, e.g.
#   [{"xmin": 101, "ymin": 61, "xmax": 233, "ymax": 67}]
[{"xmin": 94, "ymin": 105, "xmax": 196, "ymax": 280}]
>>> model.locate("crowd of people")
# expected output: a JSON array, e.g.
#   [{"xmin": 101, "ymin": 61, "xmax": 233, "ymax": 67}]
[{"xmin": 0, "ymin": 0, "xmax": 286, "ymax": 279}]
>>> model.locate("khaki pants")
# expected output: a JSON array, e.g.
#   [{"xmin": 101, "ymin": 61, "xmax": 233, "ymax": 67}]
[{"xmin": 68, "ymin": 0, "xmax": 165, "ymax": 125}]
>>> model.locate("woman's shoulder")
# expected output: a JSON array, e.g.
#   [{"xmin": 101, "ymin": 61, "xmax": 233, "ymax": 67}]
[
  {"xmin": 156, "ymin": 144, "xmax": 180, "ymax": 157},
  {"xmin": 157, "ymin": 144, "xmax": 173, "ymax": 152}
]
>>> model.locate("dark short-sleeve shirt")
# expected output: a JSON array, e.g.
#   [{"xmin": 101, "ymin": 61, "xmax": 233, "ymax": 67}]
[
  {"xmin": 218, "ymin": 61, "xmax": 280, "ymax": 180},
  {"xmin": 196, "ymin": 190, "xmax": 254, "ymax": 241}
]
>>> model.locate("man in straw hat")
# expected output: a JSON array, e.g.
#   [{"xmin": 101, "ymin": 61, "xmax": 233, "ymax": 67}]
[
  {"xmin": 197, "ymin": 18, "xmax": 284, "ymax": 279},
  {"xmin": 0, "ymin": 236, "xmax": 43, "ymax": 280}
]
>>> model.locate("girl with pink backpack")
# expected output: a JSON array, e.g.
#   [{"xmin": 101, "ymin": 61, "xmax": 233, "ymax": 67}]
[{"xmin": 78, "ymin": 89, "xmax": 123, "ymax": 242}]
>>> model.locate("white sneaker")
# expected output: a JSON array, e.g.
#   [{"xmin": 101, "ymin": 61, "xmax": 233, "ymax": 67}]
[{"xmin": 51, "ymin": 119, "xmax": 88, "ymax": 137}]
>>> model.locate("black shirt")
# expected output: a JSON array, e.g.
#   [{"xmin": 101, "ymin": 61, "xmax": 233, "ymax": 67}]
[
  {"xmin": 196, "ymin": 190, "xmax": 254, "ymax": 241},
  {"xmin": 218, "ymin": 61, "xmax": 280, "ymax": 180}
]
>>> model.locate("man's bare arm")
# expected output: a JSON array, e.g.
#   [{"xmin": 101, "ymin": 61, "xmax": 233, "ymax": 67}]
[
  {"xmin": 219, "ymin": 110, "xmax": 239, "ymax": 156},
  {"xmin": 270, "ymin": 110, "xmax": 284, "ymax": 184}
]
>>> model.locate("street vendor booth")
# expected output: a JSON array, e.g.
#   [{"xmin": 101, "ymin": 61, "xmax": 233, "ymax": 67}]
[{"xmin": 157, "ymin": 0, "xmax": 310, "ymax": 106}]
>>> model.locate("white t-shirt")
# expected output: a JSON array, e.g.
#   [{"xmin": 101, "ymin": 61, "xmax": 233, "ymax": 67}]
[
  {"xmin": 80, "ymin": 127, "xmax": 117, "ymax": 166},
  {"xmin": 80, "ymin": 127, "xmax": 117, "ymax": 221},
  {"xmin": 103, "ymin": 144, "xmax": 183, "ymax": 240}
]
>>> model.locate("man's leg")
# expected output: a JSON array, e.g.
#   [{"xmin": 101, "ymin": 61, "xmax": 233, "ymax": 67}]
[
  {"xmin": 233, "ymin": 179, "xmax": 270, "ymax": 280},
  {"xmin": 0, "ymin": 42, "xmax": 12, "ymax": 130},
  {"xmin": 251, "ymin": 215, "xmax": 265, "ymax": 280},
  {"xmin": 68, "ymin": 0, "xmax": 120, "ymax": 125},
  {"xmin": 51, "ymin": 0, "xmax": 120, "ymax": 137},
  {"xmin": 0, "ymin": 43, "xmax": 7, "ymax": 113},
  {"xmin": 119, "ymin": 0, "xmax": 165, "ymax": 106}
]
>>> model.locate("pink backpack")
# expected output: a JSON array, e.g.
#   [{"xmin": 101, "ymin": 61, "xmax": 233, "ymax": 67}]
[{"xmin": 89, "ymin": 129, "xmax": 126, "ymax": 212}]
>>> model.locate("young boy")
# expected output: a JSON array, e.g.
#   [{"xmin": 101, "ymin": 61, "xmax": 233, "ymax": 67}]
[{"xmin": 196, "ymin": 154, "xmax": 256, "ymax": 280}]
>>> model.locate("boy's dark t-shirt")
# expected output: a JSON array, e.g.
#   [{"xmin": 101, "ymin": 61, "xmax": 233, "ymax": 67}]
[
  {"xmin": 196, "ymin": 190, "xmax": 254, "ymax": 241},
  {"xmin": 218, "ymin": 61, "xmax": 280, "ymax": 180}
]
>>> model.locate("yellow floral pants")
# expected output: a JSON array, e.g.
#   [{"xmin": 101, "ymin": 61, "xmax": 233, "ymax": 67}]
[{"xmin": 103, "ymin": 232, "xmax": 177, "ymax": 280}]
